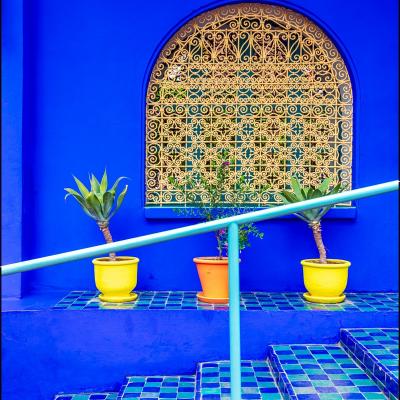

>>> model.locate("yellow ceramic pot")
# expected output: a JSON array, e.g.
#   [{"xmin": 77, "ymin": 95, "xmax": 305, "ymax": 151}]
[
  {"xmin": 93, "ymin": 256, "xmax": 139, "ymax": 303},
  {"xmin": 301, "ymin": 259, "xmax": 351, "ymax": 304}
]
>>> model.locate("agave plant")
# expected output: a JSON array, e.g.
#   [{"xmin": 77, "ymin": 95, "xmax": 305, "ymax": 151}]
[
  {"xmin": 279, "ymin": 177, "xmax": 347, "ymax": 264},
  {"xmin": 65, "ymin": 170, "xmax": 128, "ymax": 260}
]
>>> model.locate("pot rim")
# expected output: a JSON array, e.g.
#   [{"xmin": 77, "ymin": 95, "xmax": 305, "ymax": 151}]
[
  {"xmin": 301, "ymin": 259, "xmax": 351, "ymax": 268},
  {"xmin": 193, "ymin": 256, "xmax": 228, "ymax": 264},
  {"xmin": 93, "ymin": 256, "xmax": 140, "ymax": 266},
  {"xmin": 193, "ymin": 256, "xmax": 242, "ymax": 264}
]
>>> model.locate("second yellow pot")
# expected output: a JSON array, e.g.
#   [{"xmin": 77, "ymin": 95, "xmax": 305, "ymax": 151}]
[
  {"xmin": 93, "ymin": 256, "xmax": 139, "ymax": 303},
  {"xmin": 301, "ymin": 259, "xmax": 351, "ymax": 304}
]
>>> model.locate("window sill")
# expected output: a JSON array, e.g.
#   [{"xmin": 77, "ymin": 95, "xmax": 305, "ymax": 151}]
[{"xmin": 144, "ymin": 206, "xmax": 357, "ymax": 220}]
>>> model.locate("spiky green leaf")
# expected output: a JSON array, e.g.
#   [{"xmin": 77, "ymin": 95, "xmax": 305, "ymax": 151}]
[
  {"xmin": 100, "ymin": 169, "xmax": 108, "ymax": 193},
  {"xmin": 73, "ymin": 176, "xmax": 90, "ymax": 198},
  {"xmin": 280, "ymin": 191, "xmax": 299, "ymax": 204},
  {"xmin": 102, "ymin": 191, "xmax": 115, "ymax": 218},
  {"xmin": 111, "ymin": 176, "xmax": 127, "ymax": 192},
  {"xmin": 311, "ymin": 189, "xmax": 322, "ymax": 199},
  {"xmin": 90, "ymin": 174, "xmax": 101, "ymax": 193},
  {"xmin": 306, "ymin": 188, "xmax": 314, "ymax": 200},
  {"xmin": 86, "ymin": 192, "xmax": 103, "ymax": 220},
  {"xmin": 110, "ymin": 185, "xmax": 128, "ymax": 218},
  {"xmin": 318, "ymin": 177, "xmax": 332, "ymax": 193},
  {"xmin": 290, "ymin": 177, "xmax": 305, "ymax": 200},
  {"xmin": 329, "ymin": 183, "xmax": 345, "ymax": 195},
  {"xmin": 64, "ymin": 188, "xmax": 95, "ymax": 219},
  {"xmin": 317, "ymin": 206, "xmax": 333, "ymax": 220}
]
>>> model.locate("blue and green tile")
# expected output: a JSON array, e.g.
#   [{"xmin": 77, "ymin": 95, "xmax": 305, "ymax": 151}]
[
  {"xmin": 341, "ymin": 328, "xmax": 398, "ymax": 399},
  {"xmin": 118, "ymin": 375, "xmax": 195, "ymax": 399},
  {"xmin": 269, "ymin": 344, "xmax": 388, "ymax": 399},
  {"xmin": 53, "ymin": 291, "xmax": 398, "ymax": 312},
  {"xmin": 195, "ymin": 360, "xmax": 282, "ymax": 399}
]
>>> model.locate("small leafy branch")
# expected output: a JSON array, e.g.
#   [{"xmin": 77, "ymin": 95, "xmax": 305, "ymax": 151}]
[
  {"xmin": 279, "ymin": 177, "xmax": 347, "ymax": 264},
  {"xmin": 169, "ymin": 150, "xmax": 266, "ymax": 259},
  {"xmin": 65, "ymin": 170, "xmax": 128, "ymax": 260}
]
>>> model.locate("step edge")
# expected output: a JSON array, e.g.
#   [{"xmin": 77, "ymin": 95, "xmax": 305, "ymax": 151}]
[
  {"xmin": 268, "ymin": 347, "xmax": 298, "ymax": 400},
  {"xmin": 340, "ymin": 331, "xmax": 399, "ymax": 399}
]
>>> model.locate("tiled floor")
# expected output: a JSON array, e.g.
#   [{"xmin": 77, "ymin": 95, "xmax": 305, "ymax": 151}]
[
  {"xmin": 341, "ymin": 328, "xmax": 399, "ymax": 399},
  {"xmin": 195, "ymin": 360, "xmax": 282, "ymax": 399},
  {"xmin": 269, "ymin": 344, "xmax": 388, "ymax": 399},
  {"xmin": 55, "ymin": 393, "xmax": 117, "ymax": 400},
  {"xmin": 118, "ymin": 375, "xmax": 196, "ymax": 399},
  {"xmin": 52, "ymin": 291, "xmax": 399, "ymax": 312}
]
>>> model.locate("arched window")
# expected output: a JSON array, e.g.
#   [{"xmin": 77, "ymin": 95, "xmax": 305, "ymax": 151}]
[{"xmin": 146, "ymin": 3, "xmax": 352, "ymax": 207}]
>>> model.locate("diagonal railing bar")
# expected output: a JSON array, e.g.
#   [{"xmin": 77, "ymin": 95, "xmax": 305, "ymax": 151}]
[
  {"xmin": 1, "ymin": 180, "xmax": 398, "ymax": 400},
  {"xmin": 1, "ymin": 181, "xmax": 398, "ymax": 276}
]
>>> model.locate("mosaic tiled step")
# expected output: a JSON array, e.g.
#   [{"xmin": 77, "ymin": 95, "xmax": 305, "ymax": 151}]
[
  {"xmin": 195, "ymin": 360, "xmax": 282, "ymax": 399},
  {"xmin": 55, "ymin": 392, "xmax": 117, "ymax": 399},
  {"xmin": 340, "ymin": 329, "xmax": 399, "ymax": 400},
  {"xmin": 117, "ymin": 375, "xmax": 196, "ymax": 399},
  {"xmin": 269, "ymin": 344, "xmax": 389, "ymax": 399},
  {"xmin": 53, "ymin": 291, "xmax": 398, "ymax": 312}
]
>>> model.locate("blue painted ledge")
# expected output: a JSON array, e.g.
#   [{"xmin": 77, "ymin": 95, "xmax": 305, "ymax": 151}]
[{"xmin": 144, "ymin": 206, "xmax": 357, "ymax": 219}]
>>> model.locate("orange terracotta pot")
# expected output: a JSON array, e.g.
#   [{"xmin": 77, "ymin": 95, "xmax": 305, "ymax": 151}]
[{"xmin": 194, "ymin": 257, "xmax": 229, "ymax": 304}]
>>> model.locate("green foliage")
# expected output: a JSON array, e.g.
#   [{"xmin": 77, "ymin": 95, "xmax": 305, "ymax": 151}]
[
  {"xmin": 65, "ymin": 170, "xmax": 128, "ymax": 224},
  {"xmin": 169, "ymin": 150, "xmax": 266, "ymax": 257},
  {"xmin": 279, "ymin": 176, "xmax": 347, "ymax": 223}
]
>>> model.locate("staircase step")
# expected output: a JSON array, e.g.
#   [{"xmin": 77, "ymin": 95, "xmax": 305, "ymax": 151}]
[
  {"xmin": 117, "ymin": 375, "xmax": 195, "ymax": 399},
  {"xmin": 269, "ymin": 344, "xmax": 388, "ymax": 399},
  {"xmin": 55, "ymin": 393, "xmax": 118, "ymax": 399},
  {"xmin": 195, "ymin": 360, "xmax": 282, "ymax": 399},
  {"xmin": 340, "ymin": 328, "xmax": 399, "ymax": 399}
]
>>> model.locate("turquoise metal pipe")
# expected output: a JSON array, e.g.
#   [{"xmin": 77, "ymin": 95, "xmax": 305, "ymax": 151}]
[
  {"xmin": 228, "ymin": 222, "xmax": 241, "ymax": 400},
  {"xmin": 1, "ymin": 180, "xmax": 398, "ymax": 276}
]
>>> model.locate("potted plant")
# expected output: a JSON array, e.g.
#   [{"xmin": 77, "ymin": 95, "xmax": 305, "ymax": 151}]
[
  {"xmin": 279, "ymin": 177, "xmax": 349, "ymax": 304},
  {"xmin": 65, "ymin": 170, "xmax": 139, "ymax": 303},
  {"xmin": 169, "ymin": 151, "xmax": 265, "ymax": 304}
]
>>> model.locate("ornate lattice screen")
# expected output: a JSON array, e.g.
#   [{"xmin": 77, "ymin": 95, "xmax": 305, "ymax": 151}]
[{"xmin": 146, "ymin": 3, "xmax": 353, "ymax": 206}]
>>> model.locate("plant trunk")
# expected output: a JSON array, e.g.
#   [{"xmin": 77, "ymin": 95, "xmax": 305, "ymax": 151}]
[
  {"xmin": 97, "ymin": 222, "xmax": 116, "ymax": 260},
  {"xmin": 216, "ymin": 233, "xmax": 223, "ymax": 259},
  {"xmin": 309, "ymin": 221, "xmax": 327, "ymax": 264}
]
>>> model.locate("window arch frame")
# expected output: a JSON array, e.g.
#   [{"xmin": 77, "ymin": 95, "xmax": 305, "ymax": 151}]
[{"xmin": 143, "ymin": 2, "xmax": 358, "ymax": 219}]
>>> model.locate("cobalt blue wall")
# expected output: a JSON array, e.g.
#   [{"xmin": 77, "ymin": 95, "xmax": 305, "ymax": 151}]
[
  {"xmin": 3, "ymin": 0, "xmax": 398, "ymax": 295},
  {"xmin": 1, "ymin": 0, "xmax": 23, "ymax": 297}
]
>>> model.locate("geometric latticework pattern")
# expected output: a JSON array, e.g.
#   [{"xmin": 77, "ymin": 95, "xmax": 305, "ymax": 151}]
[{"xmin": 146, "ymin": 3, "xmax": 353, "ymax": 206}]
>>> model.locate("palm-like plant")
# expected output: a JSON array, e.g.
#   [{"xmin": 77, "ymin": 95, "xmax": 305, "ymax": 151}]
[
  {"xmin": 279, "ymin": 177, "xmax": 347, "ymax": 264},
  {"xmin": 65, "ymin": 170, "xmax": 128, "ymax": 260}
]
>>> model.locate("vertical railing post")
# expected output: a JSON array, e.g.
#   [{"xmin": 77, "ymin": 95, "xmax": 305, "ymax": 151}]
[{"xmin": 228, "ymin": 222, "xmax": 241, "ymax": 399}]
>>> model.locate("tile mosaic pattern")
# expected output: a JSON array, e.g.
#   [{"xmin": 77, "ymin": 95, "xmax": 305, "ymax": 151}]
[
  {"xmin": 269, "ymin": 344, "xmax": 389, "ymax": 399},
  {"xmin": 118, "ymin": 375, "xmax": 195, "ymax": 399},
  {"xmin": 341, "ymin": 328, "xmax": 399, "ymax": 400},
  {"xmin": 55, "ymin": 393, "xmax": 117, "ymax": 400},
  {"xmin": 195, "ymin": 360, "xmax": 282, "ymax": 399},
  {"xmin": 53, "ymin": 291, "xmax": 399, "ymax": 312}
]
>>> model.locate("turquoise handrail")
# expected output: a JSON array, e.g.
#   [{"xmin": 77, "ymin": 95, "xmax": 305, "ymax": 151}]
[{"xmin": 1, "ymin": 180, "xmax": 399, "ymax": 400}]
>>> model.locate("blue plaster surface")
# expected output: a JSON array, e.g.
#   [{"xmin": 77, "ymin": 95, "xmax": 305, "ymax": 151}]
[
  {"xmin": 2, "ymin": 0, "xmax": 399, "ymax": 295},
  {"xmin": 2, "ymin": 292, "xmax": 398, "ymax": 400},
  {"xmin": 1, "ymin": 0, "xmax": 23, "ymax": 297}
]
